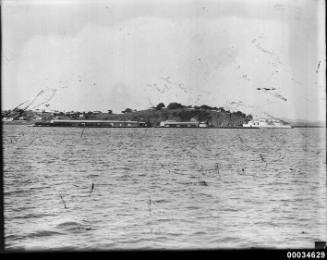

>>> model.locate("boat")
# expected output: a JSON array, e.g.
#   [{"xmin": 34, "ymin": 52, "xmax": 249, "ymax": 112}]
[{"xmin": 243, "ymin": 119, "xmax": 292, "ymax": 128}]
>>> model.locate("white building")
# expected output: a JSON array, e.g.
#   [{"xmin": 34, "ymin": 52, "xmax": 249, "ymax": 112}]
[
  {"xmin": 33, "ymin": 116, "xmax": 42, "ymax": 121},
  {"xmin": 199, "ymin": 122, "xmax": 208, "ymax": 128},
  {"xmin": 2, "ymin": 117, "xmax": 14, "ymax": 121},
  {"xmin": 160, "ymin": 120, "xmax": 208, "ymax": 128}
]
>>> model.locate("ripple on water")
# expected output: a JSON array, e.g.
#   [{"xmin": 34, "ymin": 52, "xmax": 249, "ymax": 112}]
[
  {"xmin": 3, "ymin": 126, "xmax": 327, "ymax": 249},
  {"xmin": 55, "ymin": 221, "xmax": 93, "ymax": 233},
  {"xmin": 25, "ymin": 230, "xmax": 65, "ymax": 239}
]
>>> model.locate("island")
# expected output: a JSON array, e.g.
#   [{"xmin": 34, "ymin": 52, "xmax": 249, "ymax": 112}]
[{"xmin": 2, "ymin": 102, "xmax": 253, "ymax": 128}]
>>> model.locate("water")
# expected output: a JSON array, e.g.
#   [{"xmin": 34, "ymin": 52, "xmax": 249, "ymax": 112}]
[{"xmin": 3, "ymin": 125, "xmax": 326, "ymax": 250}]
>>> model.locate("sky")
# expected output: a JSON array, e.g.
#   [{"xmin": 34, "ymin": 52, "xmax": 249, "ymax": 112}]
[{"xmin": 2, "ymin": 0, "xmax": 326, "ymax": 121}]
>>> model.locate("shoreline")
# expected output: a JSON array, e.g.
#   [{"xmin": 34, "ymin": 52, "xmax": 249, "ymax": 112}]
[{"xmin": 3, "ymin": 121, "xmax": 324, "ymax": 129}]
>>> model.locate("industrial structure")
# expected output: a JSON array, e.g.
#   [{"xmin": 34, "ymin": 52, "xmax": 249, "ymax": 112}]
[
  {"xmin": 33, "ymin": 120, "xmax": 148, "ymax": 128},
  {"xmin": 159, "ymin": 121, "xmax": 208, "ymax": 128}
]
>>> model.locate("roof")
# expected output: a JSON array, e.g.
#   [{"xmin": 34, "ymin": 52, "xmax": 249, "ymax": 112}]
[
  {"xmin": 51, "ymin": 120, "xmax": 145, "ymax": 123},
  {"xmin": 162, "ymin": 121, "xmax": 199, "ymax": 125}
]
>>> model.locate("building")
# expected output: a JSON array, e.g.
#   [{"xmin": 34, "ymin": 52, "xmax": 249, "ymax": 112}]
[
  {"xmin": 2, "ymin": 117, "xmax": 14, "ymax": 122},
  {"xmin": 34, "ymin": 119, "xmax": 147, "ymax": 128},
  {"xmin": 199, "ymin": 122, "xmax": 208, "ymax": 128},
  {"xmin": 159, "ymin": 120, "xmax": 208, "ymax": 128},
  {"xmin": 33, "ymin": 116, "xmax": 42, "ymax": 121}
]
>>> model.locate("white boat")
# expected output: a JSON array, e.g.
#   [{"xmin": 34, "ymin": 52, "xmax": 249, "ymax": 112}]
[{"xmin": 243, "ymin": 119, "xmax": 292, "ymax": 128}]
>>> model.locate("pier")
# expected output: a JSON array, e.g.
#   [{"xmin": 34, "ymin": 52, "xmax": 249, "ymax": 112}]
[{"xmin": 33, "ymin": 120, "xmax": 148, "ymax": 128}]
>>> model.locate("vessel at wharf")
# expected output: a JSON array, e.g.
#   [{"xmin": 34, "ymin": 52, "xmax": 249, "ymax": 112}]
[{"xmin": 242, "ymin": 119, "xmax": 292, "ymax": 128}]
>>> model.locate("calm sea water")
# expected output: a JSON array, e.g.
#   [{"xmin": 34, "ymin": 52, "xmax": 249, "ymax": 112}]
[{"xmin": 3, "ymin": 125, "xmax": 326, "ymax": 250}]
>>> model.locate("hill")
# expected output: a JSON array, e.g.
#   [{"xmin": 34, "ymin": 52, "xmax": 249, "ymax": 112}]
[
  {"xmin": 84, "ymin": 108, "xmax": 252, "ymax": 127},
  {"xmin": 2, "ymin": 103, "xmax": 253, "ymax": 127}
]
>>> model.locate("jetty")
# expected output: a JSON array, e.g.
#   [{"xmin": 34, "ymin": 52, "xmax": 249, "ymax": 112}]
[
  {"xmin": 33, "ymin": 120, "xmax": 148, "ymax": 128},
  {"xmin": 159, "ymin": 121, "xmax": 208, "ymax": 128}
]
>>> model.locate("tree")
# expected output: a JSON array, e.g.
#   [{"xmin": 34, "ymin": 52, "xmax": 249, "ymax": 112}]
[
  {"xmin": 167, "ymin": 102, "xmax": 184, "ymax": 109},
  {"xmin": 200, "ymin": 104, "xmax": 213, "ymax": 110},
  {"xmin": 234, "ymin": 111, "xmax": 244, "ymax": 117},
  {"xmin": 84, "ymin": 111, "xmax": 93, "ymax": 119},
  {"xmin": 71, "ymin": 113, "xmax": 79, "ymax": 119},
  {"xmin": 245, "ymin": 114, "xmax": 253, "ymax": 121},
  {"xmin": 122, "ymin": 108, "xmax": 132, "ymax": 113},
  {"xmin": 156, "ymin": 102, "xmax": 165, "ymax": 110}
]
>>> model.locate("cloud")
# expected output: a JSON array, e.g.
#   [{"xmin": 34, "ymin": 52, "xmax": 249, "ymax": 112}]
[{"xmin": 2, "ymin": 0, "xmax": 325, "ymax": 121}]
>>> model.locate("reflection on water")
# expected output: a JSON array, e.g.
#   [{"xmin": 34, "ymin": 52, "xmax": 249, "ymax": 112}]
[{"xmin": 3, "ymin": 125, "xmax": 326, "ymax": 249}]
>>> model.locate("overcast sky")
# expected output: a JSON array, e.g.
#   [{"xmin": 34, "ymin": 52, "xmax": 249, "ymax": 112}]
[{"xmin": 2, "ymin": 0, "xmax": 325, "ymax": 121}]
